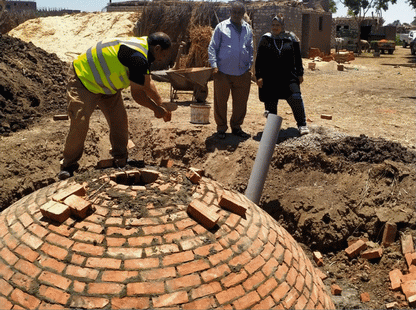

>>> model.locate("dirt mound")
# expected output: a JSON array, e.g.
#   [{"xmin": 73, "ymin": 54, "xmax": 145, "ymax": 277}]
[
  {"xmin": 8, "ymin": 12, "xmax": 138, "ymax": 62},
  {"xmin": 0, "ymin": 34, "xmax": 68, "ymax": 135}
]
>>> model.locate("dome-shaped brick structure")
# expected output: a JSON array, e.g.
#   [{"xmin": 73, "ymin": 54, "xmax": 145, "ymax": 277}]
[{"xmin": 0, "ymin": 167, "xmax": 335, "ymax": 309}]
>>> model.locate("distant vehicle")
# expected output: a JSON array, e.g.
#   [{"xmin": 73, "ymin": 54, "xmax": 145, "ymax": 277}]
[
  {"xmin": 399, "ymin": 30, "xmax": 416, "ymax": 48},
  {"xmin": 370, "ymin": 39, "xmax": 395, "ymax": 54},
  {"xmin": 410, "ymin": 38, "xmax": 416, "ymax": 55}
]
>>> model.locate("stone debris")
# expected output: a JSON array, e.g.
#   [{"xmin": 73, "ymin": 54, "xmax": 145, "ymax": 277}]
[
  {"xmin": 313, "ymin": 251, "xmax": 324, "ymax": 266},
  {"xmin": 331, "ymin": 284, "xmax": 342, "ymax": 295}
]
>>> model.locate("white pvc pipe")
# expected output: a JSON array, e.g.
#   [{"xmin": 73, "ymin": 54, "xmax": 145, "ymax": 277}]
[{"xmin": 245, "ymin": 114, "xmax": 282, "ymax": 205}]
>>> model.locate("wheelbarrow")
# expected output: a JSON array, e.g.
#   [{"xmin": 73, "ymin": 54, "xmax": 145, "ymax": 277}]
[{"xmin": 166, "ymin": 67, "xmax": 214, "ymax": 103}]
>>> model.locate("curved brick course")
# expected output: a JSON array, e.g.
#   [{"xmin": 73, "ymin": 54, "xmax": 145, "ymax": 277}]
[{"xmin": 0, "ymin": 168, "xmax": 335, "ymax": 309}]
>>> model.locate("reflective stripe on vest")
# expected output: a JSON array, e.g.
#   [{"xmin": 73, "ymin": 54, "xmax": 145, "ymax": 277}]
[{"xmin": 73, "ymin": 37, "xmax": 148, "ymax": 94}]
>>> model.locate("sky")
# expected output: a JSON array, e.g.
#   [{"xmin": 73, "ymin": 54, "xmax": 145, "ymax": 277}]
[{"xmin": 34, "ymin": 0, "xmax": 416, "ymax": 25}]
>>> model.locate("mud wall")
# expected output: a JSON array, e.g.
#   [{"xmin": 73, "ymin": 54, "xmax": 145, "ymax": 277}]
[{"xmin": 5, "ymin": 0, "xmax": 36, "ymax": 12}]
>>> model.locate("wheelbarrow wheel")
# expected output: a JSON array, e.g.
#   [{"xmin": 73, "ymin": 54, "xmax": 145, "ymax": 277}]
[{"xmin": 194, "ymin": 85, "xmax": 208, "ymax": 103}]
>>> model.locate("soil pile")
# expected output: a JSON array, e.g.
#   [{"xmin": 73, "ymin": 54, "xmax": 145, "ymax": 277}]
[
  {"xmin": 8, "ymin": 12, "xmax": 138, "ymax": 63},
  {"xmin": 0, "ymin": 34, "xmax": 68, "ymax": 135}
]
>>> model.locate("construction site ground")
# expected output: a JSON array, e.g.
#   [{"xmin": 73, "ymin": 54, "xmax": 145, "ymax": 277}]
[{"xmin": 1, "ymin": 12, "xmax": 416, "ymax": 309}]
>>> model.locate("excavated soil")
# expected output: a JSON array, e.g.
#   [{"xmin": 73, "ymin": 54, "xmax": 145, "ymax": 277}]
[{"xmin": 1, "ymin": 13, "xmax": 416, "ymax": 309}]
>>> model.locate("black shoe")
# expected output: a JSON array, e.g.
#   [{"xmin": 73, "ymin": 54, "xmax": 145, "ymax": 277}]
[
  {"xmin": 217, "ymin": 131, "xmax": 226, "ymax": 139},
  {"xmin": 58, "ymin": 170, "xmax": 71, "ymax": 180},
  {"xmin": 58, "ymin": 163, "xmax": 79, "ymax": 180},
  {"xmin": 232, "ymin": 128, "xmax": 250, "ymax": 138}
]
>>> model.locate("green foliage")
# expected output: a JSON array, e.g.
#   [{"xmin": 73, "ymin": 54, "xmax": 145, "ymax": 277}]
[
  {"xmin": 329, "ymin": 0, "xmax": 338, "ymax": 13},
  {"xmin": 395, "ymin": 34, "xmax": 403, "ymax": 46},
  {"xmin": 406, "ymin": 0, "xmax": 416, "ymax": 10},
  {"xmin": 340, "ymin": 0, "xmax": 397, "ymax": 17}
]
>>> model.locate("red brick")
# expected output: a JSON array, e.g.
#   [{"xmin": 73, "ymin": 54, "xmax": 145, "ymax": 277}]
[
  {"xmin": 193, "ymin": 243, "xmax": 223, "ymax": 257},
  {"xmin": 0, "ymin": 278, "xmax": 13, "ymax": 296},
  {"xmin": 63, "ymin": 195, "xmax": 91, "ymax": 219},
  {"xmin": 88, "ymin": 282, "xmax": 124, "ymax": 294},
  {"xmin": 52, "ymin": 183, "xmax": 86, "ymax": 202},
  {"xmin": 28, "ymin": 223, "xmax": 49, "ymax": 238},
  {"xmin": 128, "ymin": 235, "xmax": 162, "ymax": 247},
  {"xmin": 141, "ymin": 267, "xmax": 176, "ymax": 281},
  {"xmin": 73, "ymin": 230, "xmax": 105, "ymax": 244},
  {"xmin": 140, "ymin": 169, "xmax": 160, "ymax": 184},
  {"xmin": 218, "ymin": 192, "xmax": 248, "ymax": 217},
  {"xmin": 345, "ymin": 239, "xmax": 367, "ymax": 258},
  {"xmin": 331, "ymin": 284, "xmax": 342, "ymax": 295},
  {"xmin": 360, "ymin": 292, "xmax": 370, "ymax": 302},
  {"xmin": 40, "ymin": 201, "xmax": 70, "ymax": 223},
  {"xmin": 86, "ymin": 257, "xmax": 121, "ymax": 269},
  {"xmin": 252, "ymin": 296, "xmax": 276, "ymax": 310},
  {"xmin": 14, "ymin": 258, "xmax": 41, "ymax": 277},
  {"xmin": 39, "ymin": 285, "xmax": 70, "ymax": 305},
  {"xmin": 65, "ymin": 265, "xmax": 99, "ymax": 280},
  {"xmin": 315, "ymin": 267, "xmax": 328, "ymax": 280},
  {"xmin": 14, "ymin": 244, "xmax": 39, "ymax": 262},
  {"xmin": 401, "ymin": 280, "xmax": 416, "ymax": 299},
  {"xmin": 70, "ymin": 296, "xmax": 109, "ymax": 309},
  {"xmin": 72, "ymin": 242, "xmax": 105, "ymax": 256},
  {"xmin": 127, "ymin": 281, "xmax": 165, "ymax": 295},
  {"xmin": 166, "ymin": 274, "xmax": 201, "ymax": 291},
  {"xmin": 160, "ymin": 158, "xmax": 174, "ymax": 168},
  {"xmin": 41, "ymin": 243, "xmax": 68, "ymax": 261},
  {"xmin": 38, "ymin": 271, "xmax": 72, "ymax": 290},
  {"xmin": 177, "ymin": 259, "xmax": 210, "ymax": 276},
  {"xmin": 38, "ymin": 257, "xmax": 66, "ymax": 273},
  {"xmin": 215, "ymin": 285, "xmax": 245, "ymax": 304},
  {"xmin": 405, "ymin": 252, "xmax": 416, "ymax": 268},
  {"xmin": 233, "ymin": 290, "xmax": 261, "ymax": 310},
  {"xmin": 201, "ymin": 264, "xmax": 231, "ymax": 282},
  {"xmin": 401, "ymin": 234, "xmax": 415, "ymax": 255},
  {"xmin": 221, "ymin": 270, "xmax": 248, "ymax": 288},
  {"xmin": 191, "ymin": 282, "xmax": 222, "ymax": 299},
  {"xmin": 164, "ymin": 229, "xmax": 195, "ymax": 243},
  {"xmin": 0, "ymin": 260, "xmax": 14, "ymax": 280},
  {"xmin": 141, "ymin": 223, "xmax": 175, "ymax": 235},
  {"xmin": 409, "ymin": 294, "xmax": 416, "ymax": 307},
  {"xmin": 243, "ymin": 271, "xmax": 266, "ymax": 292},
  {"xmin": 386, "ymin": 301, "xmax": 399, "ymax": 309},
  {"xmin": 97, "ymin": 158, "xmax": 114, "ymax": 169},
  {"xmin": 101, "ymin": 270, "xmax": 138, "ymax": 282},
  {"xmin": 53, "ymin": 114, "xmax": 69, "ymax": 121},
  {"xmin": 244, "ymin": 254, "xmax": 266, "ymax": 274},
  {"xmin": 402, "ymin": 272, "xmax": 416, "ymax": 282},
  {"xmin": 361, "ymin": 247, "xmax": 383, "ymax": 259},
  {"xmin": 257, "ymin": 277, "xmax": 278, "ymax": 298},
  {"xmin": 382, "ymin": 222, "xmax": 397, "ymax": 246},
  {"xmin": 183, "ymin": 296, "xmax": 217, "ymax": 310},
  {"xmin": 10, "ymin": 272, "xmax": 35, "ymax": 291},
  {"xmin": 162, "ymin": 250, "xmax": 194, "ymax": 266},
  {"xmin": 282, "ymin": 287, "xmax": 300, "ymax": 309},
  {"xmin": 187, "ymin": 199, "xmax": 219, "ymax": 229},
  {"xmin": 271, "ymin": 281, "xmax": 290, "ymax": 303},
  {"xmin": 321, "ymin": 114, "xmax": 332, "ymax": 120},
  {"xmin": 313, "ymin": 251, "xmax": 324, "ymax": 266},
  {"xmin": 186, "ymin": 168, "xmax": 202, "ymax": 184},
  {"xmin": 124, "ymin": 257, "xmax": 159, "ymax": 270},
  {"xmin": 10, "ymin": 288, "xmax": 41, "ymax": 309},
  {"xmin": 112, "ymin": 297, "xmax": 150, "ymax": 309},
  {"xmin": 152, "ymin": 291, "xmax": 188, "ymax": 308},
  {"xmin": 0, "ymin": 296, "xmax": 13, "ymax": 309}
]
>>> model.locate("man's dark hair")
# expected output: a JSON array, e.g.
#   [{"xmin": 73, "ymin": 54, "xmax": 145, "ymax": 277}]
[{"xmin": 148, "ymin": 32, "xmax": 171, "ymax": 50}]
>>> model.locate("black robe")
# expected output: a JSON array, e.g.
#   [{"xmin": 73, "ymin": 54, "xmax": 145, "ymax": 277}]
[{"xmin": 255, "ymin": 31, "xmax": 304, "ymax": 102}]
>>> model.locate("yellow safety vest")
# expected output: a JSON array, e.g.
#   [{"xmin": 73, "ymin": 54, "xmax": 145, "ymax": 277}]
[{"xmin": 73, "ymin": 37, "xmax": 149, "ymax": 95}]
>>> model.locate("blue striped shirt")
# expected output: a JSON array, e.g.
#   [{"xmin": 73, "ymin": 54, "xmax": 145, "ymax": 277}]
[{"xmin": 208, "ymin": 18, "xmax": 253, "ymax": 76}]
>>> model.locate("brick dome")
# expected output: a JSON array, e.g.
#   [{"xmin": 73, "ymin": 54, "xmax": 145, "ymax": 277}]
[{"xmin": 0, "ymin": 167, "xmax": 335, "ymax": 309}]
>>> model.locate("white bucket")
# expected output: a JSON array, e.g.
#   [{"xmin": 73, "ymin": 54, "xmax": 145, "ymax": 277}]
[{"xmin": 190, "ymin": 104, "xmax": 210, "ymax": 124}]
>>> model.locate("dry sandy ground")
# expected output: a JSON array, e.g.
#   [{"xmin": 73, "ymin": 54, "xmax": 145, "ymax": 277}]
[{"xmin": 3, "ymin": 12, "xmax": 416, "ymax": 309}]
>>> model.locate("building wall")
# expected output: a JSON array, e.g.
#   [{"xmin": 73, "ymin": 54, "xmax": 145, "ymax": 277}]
[{"xmin": 5, "ymin": 1, "xmax": 36, "ymax": 12}]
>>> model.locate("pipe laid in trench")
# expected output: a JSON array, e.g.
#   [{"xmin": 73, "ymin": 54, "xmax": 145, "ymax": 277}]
[{"xmin": 245, "ymin": 113, "xmax": 282, "ymax": 205}]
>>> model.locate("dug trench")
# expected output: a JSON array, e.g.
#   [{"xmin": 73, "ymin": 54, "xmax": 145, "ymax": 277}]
[{"xmin": 1, "ymin": 34, "xmax": 416, "ymax": 309}]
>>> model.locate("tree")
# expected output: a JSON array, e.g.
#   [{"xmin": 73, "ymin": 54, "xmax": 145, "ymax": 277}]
[
  {"xmin": 329, "ymin": 0, "xmax": 338, "ymax": 13},
  {"xmin": 339, "ymin": 0, "xmax": 397, "ymax": 54},
  {"xmin": 406, "ymin": 0, "xmax": 416, "ymax": 10}
]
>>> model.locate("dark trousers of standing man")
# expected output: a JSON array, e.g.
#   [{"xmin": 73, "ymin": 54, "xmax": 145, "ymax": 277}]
[{"xmin": 213, "ymin": 70, "xmax": 251, "ymax": 133}]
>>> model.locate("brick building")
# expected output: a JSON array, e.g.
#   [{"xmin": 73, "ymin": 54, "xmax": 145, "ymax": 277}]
[
  {"xmin": 107, "ymin": 0, "xmax": 332, "ymax": 57},
  {"xmin": 4, "ymin": 0, "xmax": 36, "ymax": 12}
]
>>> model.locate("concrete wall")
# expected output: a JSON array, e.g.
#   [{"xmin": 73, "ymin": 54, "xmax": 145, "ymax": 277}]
[{"xmin": 5, "ymin": 1, "xmax": 36, "ymax": 12}]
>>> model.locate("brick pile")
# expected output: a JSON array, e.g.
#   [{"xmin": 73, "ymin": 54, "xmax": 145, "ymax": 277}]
[{"xmin": 0, "ymin": 166, "xmax": 335, "ymax": 309}]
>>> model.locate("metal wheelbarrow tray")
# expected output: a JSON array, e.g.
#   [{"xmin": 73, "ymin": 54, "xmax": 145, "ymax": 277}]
[{"xmin": 166, "ymin": 67, "xmax": 214, "ymax": 102}]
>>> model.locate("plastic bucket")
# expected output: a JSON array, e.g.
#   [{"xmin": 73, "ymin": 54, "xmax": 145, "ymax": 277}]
[{"xmin": 190, "ymin": 104, "xmax": 210, "ymax": 124}]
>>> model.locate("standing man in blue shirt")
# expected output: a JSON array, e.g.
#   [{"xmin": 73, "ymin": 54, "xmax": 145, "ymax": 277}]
[{"xmin": 208, "ymin": 1, "xmax": 253, "ymax": 139}]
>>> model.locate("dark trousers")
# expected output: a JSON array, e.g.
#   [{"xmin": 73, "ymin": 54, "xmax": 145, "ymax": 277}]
[{"xmin": 265, "ymin": 92, "xmax": 307, "ymax": 127}]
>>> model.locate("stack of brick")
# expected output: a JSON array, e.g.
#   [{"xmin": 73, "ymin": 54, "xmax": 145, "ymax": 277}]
[
  {"xmin": 389, "ymin": 233, "xmax": 416, "ymax": 307},
  {"xmin": 186, "ymin": 167, "xmax": 249, "ymax": 230}
]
